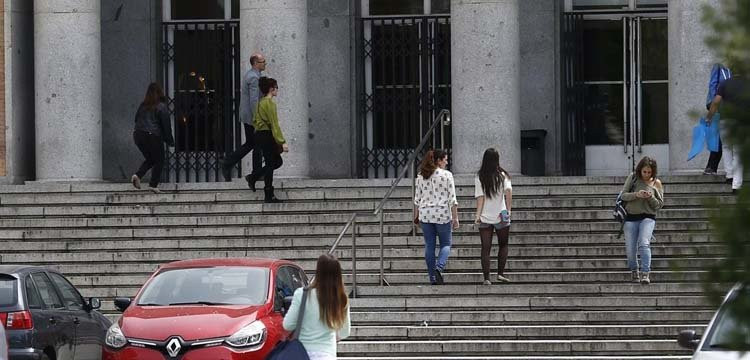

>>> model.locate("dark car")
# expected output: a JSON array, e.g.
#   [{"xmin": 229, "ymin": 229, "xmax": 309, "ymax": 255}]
[
  {"xmin": 103, "ymin": 258, "xmax": 308, "ymax": 360},
  {"xmin": 0, "ymin": 265, "xmax": 111, "ymax": 360}
]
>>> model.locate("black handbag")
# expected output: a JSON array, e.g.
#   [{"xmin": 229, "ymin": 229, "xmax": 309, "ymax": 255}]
[
  {"xmin": 266, "ymin": 287, "xmax": 310, "ymax": 360},
  {"xmin": 614, "ymin": 173, "xmax": 636, "ymax": 236}
]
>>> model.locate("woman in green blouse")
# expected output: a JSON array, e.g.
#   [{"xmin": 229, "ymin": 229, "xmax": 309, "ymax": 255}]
[{"xmin": 246, "ymin": 77, "xmax": 288, "ymax": 203}]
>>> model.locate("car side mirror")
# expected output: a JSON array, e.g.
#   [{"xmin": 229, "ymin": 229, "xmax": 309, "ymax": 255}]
[
  {"xmin": 677, "ymin": 330, "xmax": 700, "ymax": 350},
  {"xmin": 86, "ymin": 297, "xmax": 101, "ymax": 311},
  {"xmin": 114, "ymin": 297, "xmax": 132, "ymax": 312}
]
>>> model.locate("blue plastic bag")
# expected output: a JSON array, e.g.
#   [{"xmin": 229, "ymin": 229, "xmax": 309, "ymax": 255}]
[
  {"xmin": 687, "ymin": 123, "xmax": 706, "ymax": 161},
  {"xmin": 687, "ymin": 113, "xmax": 721, "ymax": 161}
]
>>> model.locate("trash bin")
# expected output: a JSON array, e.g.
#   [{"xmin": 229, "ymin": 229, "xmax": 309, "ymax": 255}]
[{"xmin": 521, "ymin": 129, "xmax": 547, "ymax": 176}]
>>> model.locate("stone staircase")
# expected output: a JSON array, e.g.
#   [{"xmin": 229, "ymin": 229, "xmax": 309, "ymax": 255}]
[{"xmin": 0, "ymin": 175, "xmax": 733, "ymax": 359}]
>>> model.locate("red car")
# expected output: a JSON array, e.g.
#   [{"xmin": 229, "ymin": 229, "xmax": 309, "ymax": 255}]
[{"xmin": 103, "ymin": 258, "xmax": 308, "ymax": 360}]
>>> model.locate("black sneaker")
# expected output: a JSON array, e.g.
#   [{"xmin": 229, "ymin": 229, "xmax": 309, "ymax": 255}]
[
  {"xmin": 726, "ymin": 178, "xmax": 734, "ymax": 184},
  {"xmin": 245, "ymin": 174, "xmax": 257, "ymax": 192},
  {"xmin": 435, "ymin": 269, "xmax": 444, "ymax": 285}
]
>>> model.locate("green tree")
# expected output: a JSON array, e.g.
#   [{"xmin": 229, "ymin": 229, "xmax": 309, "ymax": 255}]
[{"xmin": 701, "ymin": 0, "xmax": 750, "ymax": 346}]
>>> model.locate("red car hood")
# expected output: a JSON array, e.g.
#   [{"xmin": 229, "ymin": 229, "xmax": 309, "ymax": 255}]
[{"xmin": 121, "ymin": 305, "xmax": 265, "ymax": 341}]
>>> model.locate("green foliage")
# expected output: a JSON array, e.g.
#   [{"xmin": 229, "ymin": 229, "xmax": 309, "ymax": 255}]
[{"xmin": 701, "ymin": 0, "xmax": 750, "ymax": 348}]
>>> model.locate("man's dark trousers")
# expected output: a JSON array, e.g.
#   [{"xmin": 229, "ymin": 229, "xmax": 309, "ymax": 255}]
[{"xmin": 224, "ymin": 124, "xmax": 261, "ymax": 178}]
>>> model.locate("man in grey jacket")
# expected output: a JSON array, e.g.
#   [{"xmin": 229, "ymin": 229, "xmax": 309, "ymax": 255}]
[{"xmin": 221, "ymin": 53, "xmax": 265, "ymax": 183}]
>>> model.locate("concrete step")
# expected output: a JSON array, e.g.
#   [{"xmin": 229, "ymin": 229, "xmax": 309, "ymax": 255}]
[
  {"xmin": 0, "ymin": 196, "xmax": 734, "ymax": 218},
  {"xmin": 0, "ymin": 182, "xmax": 732, "ymax": 206},
  {"xmin": 0, "ymin": 232, "xmax": 721, "ymax": 253},
  {"xmin": 350, "ymin": 310, "xmax": 715, "ymax": 325},
  {"xmin": 352, "ymin": 283, "xmax": 706, "ymax": 297},
  {"xmin": 0, "ymin": 208, "xmax": 717, "ymax": 230},
  {"xmin": 5, "ymin": 220, "xmax": 713, "ymax": 240},
  {"xmin": 63, "ymin": 270, "xmax": 708, "ymax": 290},
  {"xmin": 0, "ymin": 244, "xmax": 726, "ymax": 261},
  {"xmin": 338, "ymin": 357, "xmax": 691, "ymax": 360},
  {"xmin": 348, "ymin": 324, "xmax": 704, "ymax": 340},
  {"xmin": 349, "ymin": 295, "xmax": 709, "ymax": 312},
  {"xmin": 1, "ymin": 251, "xmax": 722, "ymax": 272},
  {"xmin": 336, "ymin": 339, "xmax": 689, "ymax": 356}
]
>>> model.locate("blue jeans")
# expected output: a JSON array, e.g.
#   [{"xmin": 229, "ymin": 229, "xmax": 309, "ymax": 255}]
[
  {"xmin": 623, "ymin": 218, "xmax": 655, "ymax": 273},
  {"xmin": 421, "ymin": 222, "xmax": 452, "ymax": 283}
]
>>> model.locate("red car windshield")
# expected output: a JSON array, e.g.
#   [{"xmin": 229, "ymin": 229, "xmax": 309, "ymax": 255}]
[{"xmin": 137, "ymin": 267, "xmax": 269, "ymax": 306}]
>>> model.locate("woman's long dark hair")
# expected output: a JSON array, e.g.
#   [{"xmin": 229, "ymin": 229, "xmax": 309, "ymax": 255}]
[
  {"xmin": 309, "ymin": 254, "xmax": 348, "ymax": 330},
  {"xmin": 477, "ymin": 148, "xmax": 510, "ymax": 199},
  {"xmin": 142, "ymin": 83, "xmax": 165, "ymax": 111},
  {"xmin": 419, "ymin": 149, "xmax": 447, "ymax": 179}
]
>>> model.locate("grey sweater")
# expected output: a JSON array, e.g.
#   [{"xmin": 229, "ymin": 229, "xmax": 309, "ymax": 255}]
[{"xmin": 621, "ymin": 174, "xmax": 664, "ymax": 216}]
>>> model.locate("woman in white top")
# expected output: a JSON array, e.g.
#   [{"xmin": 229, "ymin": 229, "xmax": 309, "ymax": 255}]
[
  {"xmin": 474, "ymin": 148, "xmax": 513, "ymax": 285},
  {"xmin": 413, "ymin": 149, "xmax": 459, "ymax": 285},
  {"xmin": 283, "ymin": 254, "xmax": 351, "ymax": 360}
]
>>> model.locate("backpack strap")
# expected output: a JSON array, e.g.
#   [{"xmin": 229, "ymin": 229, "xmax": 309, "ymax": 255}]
[{"xmin": 291, "ymin": 287, "xmax": 309, "ymax": 340}]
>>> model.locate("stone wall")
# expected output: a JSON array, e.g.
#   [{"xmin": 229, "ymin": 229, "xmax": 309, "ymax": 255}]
[
  {"xmin": 307, "ymin": 0, "xmax": 354, "ymax": 177},
  {"xmin": 519, "ymin": 0, "xmax": 559, "ymax": 175}
]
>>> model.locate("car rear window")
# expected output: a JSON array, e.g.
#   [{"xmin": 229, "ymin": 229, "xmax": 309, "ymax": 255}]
[
  {"xmin": 137, "ymin": 266, "xmax": 269, "ymax": 306},
  {"xmin": 0, "ymin": 276, "xmax": 18, "ymax": 307}
]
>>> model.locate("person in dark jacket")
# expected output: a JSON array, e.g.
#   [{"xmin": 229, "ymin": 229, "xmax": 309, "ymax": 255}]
[
  {"xmin": 703, "ymin": 63, "xmax": 732, "ymax": 175},
  {"xmin": 131, "ymin": 83, "xmax": 175, "ymax": 193}
]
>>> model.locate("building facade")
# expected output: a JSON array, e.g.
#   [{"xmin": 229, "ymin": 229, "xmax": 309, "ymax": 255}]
[{"xmin": 0, "ymin": 0, "xmax": 721, "ymax": 184}]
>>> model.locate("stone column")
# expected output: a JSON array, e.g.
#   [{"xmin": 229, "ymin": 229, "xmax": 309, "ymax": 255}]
[
  {"xmin": 240, "ymin": 0, "xmax": 309, "ymax": 177},
  {"xmin": 668, "ymin": 0, "xmax": 720, "ymax": 175},
  {"xmin": 34, "ymin": 0, "xmax": 102, "ymax": 181},
  {"xmin": 450, "ymin": 0, "xmax": 521, "ymax": 175}
]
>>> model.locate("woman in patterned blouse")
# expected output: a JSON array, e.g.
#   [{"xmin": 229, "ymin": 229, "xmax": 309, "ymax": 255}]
[{"xmin": 413, "ymin": 149, "xmax": 459, "ymax": 285}]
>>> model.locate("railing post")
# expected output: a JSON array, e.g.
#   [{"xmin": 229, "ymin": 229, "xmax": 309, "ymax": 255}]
[
  {"xmin": 351, "ymin": 215, "xmax": 357, "ymax": 298},
  {"xmin": 410, "ymin": 159, "xmax": 416, "ymax": 244},
  {"xmin": 379, "ymin": 210, "xmax": 385, "ymax": 286}
]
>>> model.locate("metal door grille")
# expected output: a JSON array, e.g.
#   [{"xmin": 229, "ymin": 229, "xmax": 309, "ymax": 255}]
[
  {"xmin": 358, "ymin": 15, "xmax": 451, "ymax": 178},
  {"xmin": 161, "ymin": 20, "xmax": 241, "ymax": 182},
  {"xmin": 561, "ymin": 13, "xmax": 586, "ymax": 176}
]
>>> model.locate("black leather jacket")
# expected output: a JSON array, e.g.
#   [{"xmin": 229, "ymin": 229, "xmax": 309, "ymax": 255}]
[{"xmin": 134, "ymin": 102, "xmax": 175, "ymax": 146}]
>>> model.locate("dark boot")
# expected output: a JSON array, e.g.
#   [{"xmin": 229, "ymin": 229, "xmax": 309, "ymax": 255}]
[
  {"xmin": 244, "ymin": 174, "xmax": 257, "ymax": 192},
  {"xmin": 264, "ymin": 186, "xmax": 282, "ymax": 203}
]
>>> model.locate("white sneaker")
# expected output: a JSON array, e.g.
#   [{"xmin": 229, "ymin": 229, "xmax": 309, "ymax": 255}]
[
  {"xmin": 131, "ymin": 175, "xmax": 141, "ymax": 189},
  {"xmin": 148, "ymin": 187, "xmax": 163, "ymax": 194},
  {"xmin": 482, "ymin": 280, "xmax": 492, "ymax": 285},
  {"xmin": 640, "ymin": 272, "xmax": 651, "ymax": 285},
  {"xmin": 496, "ymin": 275, "xmax": 510, "ymax": 283}
]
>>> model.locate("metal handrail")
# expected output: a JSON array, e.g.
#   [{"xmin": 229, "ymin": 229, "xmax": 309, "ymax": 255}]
[
  {"xmin": 328, "ymin": 109, "xmax": 451, "ymax": 293},
  {"xmin": 328, "ymin": 213, "xmax": 359, "ymax": 298}
]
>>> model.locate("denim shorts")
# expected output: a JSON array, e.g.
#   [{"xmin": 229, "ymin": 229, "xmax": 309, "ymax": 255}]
[{"xmin": 479, "ymin": 221, "xmax": 510, "ymax": 230}]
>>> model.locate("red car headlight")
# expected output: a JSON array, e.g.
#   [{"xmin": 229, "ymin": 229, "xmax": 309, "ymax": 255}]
[{"xmin": 225, "ymin": 320, "xmax": 266, "ymax": 349}]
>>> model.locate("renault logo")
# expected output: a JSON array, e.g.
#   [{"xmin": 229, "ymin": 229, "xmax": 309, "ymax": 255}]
[{"xmin": 165, "ymin": 337, "xmax": 182, "ymax": 358}]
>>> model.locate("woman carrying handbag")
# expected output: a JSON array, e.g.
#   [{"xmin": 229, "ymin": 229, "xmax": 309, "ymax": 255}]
[
  {"xmin": 281, "ymin": 254, "xmax": 351, "ymax": 360},
  {"xmin": 473, "ymin": 148, "xmax": 513, "ymax": 285}
]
